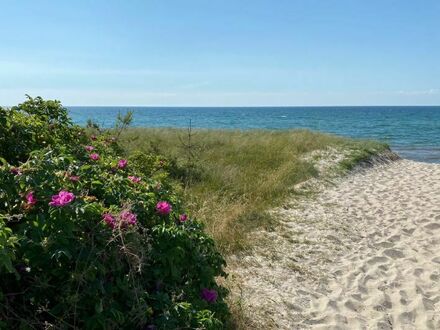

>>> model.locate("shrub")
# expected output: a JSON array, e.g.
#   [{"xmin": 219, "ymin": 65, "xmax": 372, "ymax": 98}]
[
  {"xmin": 127, "ymin": 151, "xmax": 172, "ymax": 180},
  {"xmin": 0, "ymin": 95, "xmax": 86, "ymax": 165},
  {"xmin": 0, "ymin": 97, "xmax": 228, "ymax": 329}
]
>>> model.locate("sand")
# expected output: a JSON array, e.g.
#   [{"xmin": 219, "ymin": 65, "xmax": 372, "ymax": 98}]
[{"xmin": 228, "ymin": 158, "xmax": 440, "ymax": 329}]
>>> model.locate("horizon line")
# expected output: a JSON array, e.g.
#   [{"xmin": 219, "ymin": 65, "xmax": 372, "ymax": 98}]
[{"xmin": 64, "ymin": 104, "xmax": 440, "ymax": 108}]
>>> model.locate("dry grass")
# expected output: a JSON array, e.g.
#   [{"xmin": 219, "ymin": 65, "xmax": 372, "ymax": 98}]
[{"xmin": 120, "ymin": 128, "xmax": 388, "ymax": 254}]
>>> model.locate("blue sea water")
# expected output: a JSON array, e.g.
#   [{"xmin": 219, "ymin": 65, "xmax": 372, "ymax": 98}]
[{"xmin": 68, "ymin": 106, "xmax": 440, "ymax": 163}]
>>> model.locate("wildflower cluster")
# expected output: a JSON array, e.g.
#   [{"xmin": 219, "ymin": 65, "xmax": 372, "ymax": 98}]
[{"xmin": 0, "ymin": 97, "xmax": 228, "ymax": 329}]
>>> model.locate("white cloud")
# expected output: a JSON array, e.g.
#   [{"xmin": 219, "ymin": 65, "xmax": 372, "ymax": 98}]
[{"xmin": 395, "ymin": 89, "xmax": 440, "ymax": 96}]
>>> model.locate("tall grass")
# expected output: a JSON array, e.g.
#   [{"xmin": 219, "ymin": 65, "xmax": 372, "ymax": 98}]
[{"xmin": 120, "ymin": 128, "xmax": 387, "ymax": 254}]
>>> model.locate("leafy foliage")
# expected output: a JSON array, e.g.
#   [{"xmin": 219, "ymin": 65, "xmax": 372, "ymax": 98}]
[
  {"xmin": 0, "ymin": 95, "xmax": 86, "ymax": 165},
  {"xmin": 0, "ymin": 97, "xmax": 228, "ymax": 329}
]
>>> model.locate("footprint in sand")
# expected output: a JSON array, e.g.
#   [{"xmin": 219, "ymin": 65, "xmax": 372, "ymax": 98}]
[
  {"xmin": 424, "ymin": 223, "xmax": 440, "ymax": 231},
  {"xmin": 432, "ymin": 257, "xmax": 440, "ymax": 264},
  {"xmin": 367, "ymin": 256, "xmax": 389, "ymax": 265},
  {"xmin": 383, "ymin": 248, "xmax": 405, "ymax": 259},
  {"xmin": 413, "ymin": 268, "xmax": 424, "ymax": 277}
]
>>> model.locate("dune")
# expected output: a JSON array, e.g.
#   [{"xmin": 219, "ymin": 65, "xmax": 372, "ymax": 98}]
[{"xmin": 228, "ymin": 158, "xmax": 440, "ymax": 329}]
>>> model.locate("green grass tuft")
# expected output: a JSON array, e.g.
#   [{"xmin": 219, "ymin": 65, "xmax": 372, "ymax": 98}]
[{"xmin": 120, "ymin": 128, "xmax": 388, "ymax": 254}]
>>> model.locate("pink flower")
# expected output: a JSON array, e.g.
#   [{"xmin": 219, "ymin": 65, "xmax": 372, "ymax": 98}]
[
  {"xmin": 49, "ymin": 190, "xmax": 75, "ymax": 207},
  {"xmin": 26, "ymin": 191, "xmax": 37, "ymax": 206},
  {"xmin": 179, "ymin": 214, "xmax": 188, "ymax": 222},
  {"xmin": 85, "ymin": 145, "xmax": 94, "ymax": 152},
  {"xmin": 102, "ymin": 213, "xmax": 116, "ymax": 229},
  {"xmin": 200, "ymin": 288, "xmax": 218, "ymax": 303},
  {"xmin": 69, "ymin": 175, "xmax": 80, "ymax": 182},
  {"xmin": 118, "ymin": 159, "xmax": 128, "ymax": 169},
  {"xmin": 10, "ymin": 167, "xmax": 22, "ymax": 176},
  {"xmin": 120, "ymin": 210, "xmax": 137, "ymax": 225},
  {"xmin": 128, "ymin": 176, "xmax": 141, "ymax": 183},
  {"xmin": 156, "ymin": 201, "xmax": 172, "ymax": 215},
  {"xmin": 89, "ymin": 153, "xmax": 100, "ymax": 161}
]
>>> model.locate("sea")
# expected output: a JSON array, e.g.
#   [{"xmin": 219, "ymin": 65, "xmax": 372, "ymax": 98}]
[{"xmin": 68, "ymin": 106, "xmax": 440, "ymax": 163}]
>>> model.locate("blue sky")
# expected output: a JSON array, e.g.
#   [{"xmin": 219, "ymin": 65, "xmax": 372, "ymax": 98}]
[{"xmin": 1, "ymin": 0, "xmax": 439, "ymax": 106}]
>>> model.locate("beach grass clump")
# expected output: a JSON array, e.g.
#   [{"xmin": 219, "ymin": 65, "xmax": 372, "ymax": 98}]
[
  {"xmin": 120, "ymin": 128, "xmax": 388, "ymax": 254},
  {"xmin": 0, "ymin": 97, "xmax": 229, "ymax": 329}
]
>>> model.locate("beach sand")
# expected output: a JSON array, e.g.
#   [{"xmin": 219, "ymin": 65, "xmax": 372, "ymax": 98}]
[{"xmin": 228, "ymin": 159, "xmax": 440, "ymax": 329}]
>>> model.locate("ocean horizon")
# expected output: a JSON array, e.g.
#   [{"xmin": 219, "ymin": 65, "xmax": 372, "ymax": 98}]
[{"xmin": 68, "ymin": 106, "xmax": 440, "ymax": 163}]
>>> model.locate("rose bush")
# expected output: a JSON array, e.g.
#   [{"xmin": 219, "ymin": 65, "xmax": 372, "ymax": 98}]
[
  {"xmin": 0, "ymin": 98, "xmax": 229, "ymax": 329},
  {"xmin": 0, "ymin": 95, "xmax": 86, "ymax": 165}
]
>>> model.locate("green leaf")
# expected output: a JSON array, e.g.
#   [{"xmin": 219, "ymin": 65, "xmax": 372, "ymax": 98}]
[
  {"xmin": 51, "ymin": 249, "xmax": 72, "ymax": 261},
  {"xmin": 95, "ymin": 299, "xmax": 103, "ymax": 314}
]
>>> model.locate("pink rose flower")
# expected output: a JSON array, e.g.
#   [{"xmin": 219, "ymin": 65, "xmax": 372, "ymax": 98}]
[
  {"xmin": 200, "ymin": 288, "xmax": 218, "ymax": 303},
  {"xmin": 128, "ymin": 176, "xmax": 141, "ymax": 183},
  {"xmin": 69, "ymin": 175, "xmax": 80, "ymax": 182},
  {"xmin": 85, "ymin": 145, "xmax": 94, "ymax": 152},
  {"xmin": 89, "ymin": 153, "xmax": 100, "ymax": 161},
  {"xmin": 26, "ymin": 191, "xmax": 37, "ymax": 206},
  {"xmin": 49, "ymin": 190, "xmax": 75, "ymax": 207},
  {"xmin": 120, "ymin": 210, "xmax": 137, "ymax": 225},
  {"xmin": 179, "ymin": 214, "xmax": 188, "ymax": 222},
  {"xmin": 10, "ymin": 167, "xmax": 22, "ymax": 176},
  {"xmin": 102, "ymin": 213, "xmax": 116, "ymax": 229},
  {"xmin": 156, "ymin": 201, "xmax": 172, "ymax": 215},
  {"xmin": 118, "ymin": 159, "xmax": 128, "ymax": 169}
]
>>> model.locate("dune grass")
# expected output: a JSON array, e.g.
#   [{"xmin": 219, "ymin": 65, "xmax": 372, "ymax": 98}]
[{"xmin": 120, "ymin": 128, "xmax": 388, "ymax": 254}]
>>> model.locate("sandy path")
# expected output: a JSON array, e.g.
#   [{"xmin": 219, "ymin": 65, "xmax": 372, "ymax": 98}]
[{"xmin": 229, "ymin": 159, "xmax": 440, "ymax": 329}]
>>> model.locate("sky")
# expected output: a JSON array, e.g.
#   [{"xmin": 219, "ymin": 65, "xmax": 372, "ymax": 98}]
[{"xmin": 1, "ymin": 0, "xmax": 439, "ymax": 106}]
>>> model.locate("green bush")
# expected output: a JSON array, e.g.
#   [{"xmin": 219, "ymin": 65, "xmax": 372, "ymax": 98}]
[
  {"xmin": 0, "ymin": 98, "xmax": 228, "ymax": 329},
  {"xmin": 0, "ymin": 95, "xmax": 86, "ymax": 165}
]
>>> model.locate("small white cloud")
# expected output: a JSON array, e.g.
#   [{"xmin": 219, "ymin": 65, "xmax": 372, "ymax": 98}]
[{"xmin": 396, "ymin": 89, "xmax": 440, "ymax": 96}]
